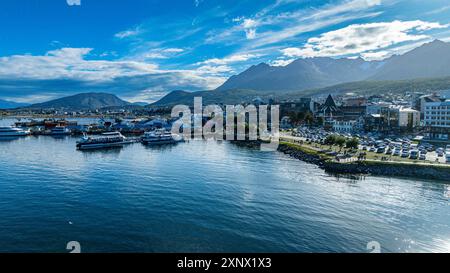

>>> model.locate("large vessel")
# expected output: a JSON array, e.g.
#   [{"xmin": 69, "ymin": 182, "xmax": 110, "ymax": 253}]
[
  {"xmin": 142, "ymin": 129, "xmax": 181, "ymax": 145},
  {"xmin": 50, "ymin": 126, "xmax": 71, "ymax": 136},
  {"xmin": 0, "ymin": 126, "xmax": 31, "ymax": 137},
  {"xmin": 76, "ymin": 132, "xmax": 127, "ymax": 150}
]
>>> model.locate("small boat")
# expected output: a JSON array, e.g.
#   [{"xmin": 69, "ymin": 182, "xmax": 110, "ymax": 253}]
[
  {"xmin": 76, "ymin": 132, "xmax": 127, "ymax": 150},
  {"xmin": 0, "ymin": 126, "xmax": 31, "ymax": 137},
  {"xmin": 51, "ymin": 126, "xmax": 71, "ymax": 136},
  {"xmin": 142, "ymin": 129, "xmax": 181, "ymax": 145}
]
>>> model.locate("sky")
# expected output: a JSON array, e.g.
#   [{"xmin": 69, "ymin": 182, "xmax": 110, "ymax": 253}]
[{"xmin": 1, "ymin": 0, "xmax": 450, "ymax": 103}]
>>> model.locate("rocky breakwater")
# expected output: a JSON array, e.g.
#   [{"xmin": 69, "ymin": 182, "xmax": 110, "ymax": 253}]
[
  {"xmin": 277, "ymin": 144, "xmax": 326, "ymax": 167},
  {"xmin": 323, "ymin": 161, "xmax": 450, "ymax": 181},
  {"xmin": 278, "ymin": 143, "xmax": 450, "ymax": 182}
]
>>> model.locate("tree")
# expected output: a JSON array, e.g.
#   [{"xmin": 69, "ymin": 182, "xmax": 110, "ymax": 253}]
[
  {"xmin": 346, "ymin": 138, "xmax": 359, "ymax": 150},
  {"xmin": 335, "ymin": 136, "xmax": 346, "ymax": 152},
  {"xmin": 304, "ymin": 111, "xmax": 314, "ymax": 125},
  {"xmin": 325, "ymin": 135, "xmax": 337, "ymax": 148}
]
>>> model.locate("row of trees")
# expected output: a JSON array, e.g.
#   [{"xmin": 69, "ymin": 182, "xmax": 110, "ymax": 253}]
[{"xmin": 324, "ymin": 135, "xmax": 359, "ymax": 151}]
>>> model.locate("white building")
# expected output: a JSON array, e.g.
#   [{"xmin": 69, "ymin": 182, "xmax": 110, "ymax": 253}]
[
  {"xmin": 379, "ymin": 106, "xmax": 420, "ymax": 130},
  {"xmin": 424, "ymin": 99, "xmax": 450, "ymax": 140},
  {"xmin": 332, "ymin": 120, "xmax": 358, "ymax": 133},
  {"xmin": 398, "ymin": 107, "xmax": 421, "ymax": 128}
]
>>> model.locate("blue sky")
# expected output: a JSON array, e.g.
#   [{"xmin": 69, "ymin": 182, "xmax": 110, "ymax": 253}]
[{"xmin": 1, "ymin": 0, "xmax": 450, "ymax": 103}]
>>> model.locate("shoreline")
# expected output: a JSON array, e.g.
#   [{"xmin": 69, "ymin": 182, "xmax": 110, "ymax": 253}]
[{"xmin": 278, "ymin": 142, "xmax": 450, "ymax": 182}]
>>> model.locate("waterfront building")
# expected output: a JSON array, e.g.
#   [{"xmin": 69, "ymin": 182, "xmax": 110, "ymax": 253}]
[
  {"xmin": 340, "ymin": 106, "xmax": 366, "ymax": 120},
  {"xmin": 319, "ymin": 95, "xmax": 340, "ymax": 118},
  {"xmin": 423, "ymin": 98, "xmax": 450, "ymax": 141},
  {"xmin": 332, "ymin": 120, "xmax": 358, "ymax": 133},
  {"xmin": 366, "ymin": 102, "xmax": 391, "ymax": 116},
  {"xmin": 415, "ymin": 93, "xmax": 443, "ymax": 118},
  {"xmin": 316, "ymin": 95, "xmax": 367, "ymax": 131},
  {"xmin": 379, "ymin": 106, "xmax": 420, "ymax": 131}
]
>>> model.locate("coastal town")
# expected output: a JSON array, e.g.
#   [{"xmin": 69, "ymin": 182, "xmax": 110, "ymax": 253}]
[{"xmin": 1, "ymin": 88, "xmax": 450, "ymax": 168}]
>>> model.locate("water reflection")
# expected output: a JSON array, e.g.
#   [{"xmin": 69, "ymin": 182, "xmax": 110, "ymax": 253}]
[
  {"xmin": 78, "ymin": 146, "xmax": 123, "ymax": 157},
  {"xmin": 49, "ymin": 135, "xmax": 70, "ymax": 140},
  {"xmin": 142, "ymin": 142, "xmax": 180, "ymax": 152},
  {"xmin": 0, "ymin": 136, "xmax": 22, "ymax": 142}
]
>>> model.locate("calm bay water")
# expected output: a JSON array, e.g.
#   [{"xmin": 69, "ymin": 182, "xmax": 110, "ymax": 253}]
[{"xmin": 0, "ymin": 119, "xmax": 449, "ymax": 253}]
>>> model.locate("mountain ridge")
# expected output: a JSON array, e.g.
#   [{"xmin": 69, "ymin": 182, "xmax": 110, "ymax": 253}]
[
  {"xmin": 151, "ymin": 76, "xmax": 450, "ymax": 107},
  {"xmin": 0, "ymin": 99, "xmax": 29, "ymax": 109},
  {"xmin": 25, "ymin": 92, "xmax": 131, "ymax": 110},
  {"xmin": 216, "ymin": 40, "xmax": 450, "ymax": 92}
]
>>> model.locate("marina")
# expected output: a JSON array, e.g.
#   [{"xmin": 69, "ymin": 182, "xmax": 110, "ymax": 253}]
[{"xmin": 0, "ymin": 117, "xmax": 449, "ymax": 253}]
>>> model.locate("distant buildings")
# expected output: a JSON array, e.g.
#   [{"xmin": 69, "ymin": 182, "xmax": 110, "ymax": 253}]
[
  {"xmin": 311, "ymin": 94, "xmax": 422, "ymax": 134},
  {"xmin": 343, "ymin": 97, "xmax": 367, "ymax": 107},
  {"xmin": 379, "ymin": 105, "xmax": 420, "ymax": 131},
  {"xmin": 279, "ymin": 98, "xmax": 314, "ymax": 114},
  {"xmin": 423, "ymin": 98, "xmax": 450, "ymax": 140},
  {"xmin": 415, "ymin": 93, "xmax": 443, "ymax": 118},
  {"xmin": 332, "ymin": 120, "xmax": 359, "ymax": 133}
]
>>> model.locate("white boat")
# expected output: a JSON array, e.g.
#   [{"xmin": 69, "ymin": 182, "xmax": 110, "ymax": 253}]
[
  {"xmin": 142, "ymin": 129, "xmax": 181, "ymax": 145},
  {"xmin": 446, "ymin": 145, "xmax": 450, "ymax": 163},
  {"xmin": 76, "ymin": 132, "xmax": 127, "ymax": 150},
  {"xmin": 0, "ymin": 126, "xmax": 30, "ymax": 137},
  {"xmin": 51, "ymin": 126, "xmax": 71, "ymax": 136}
]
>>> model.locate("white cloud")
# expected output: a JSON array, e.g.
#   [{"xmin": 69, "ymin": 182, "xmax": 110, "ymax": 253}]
[
  {"xmin": 281, "ymin": 20, "xmax": 449, "ymax": 59},
  {"xmin": 245, "ymin": 29, "xmax": 257, "ymax": 39},
  {"xmin": 207, "ymin": 0, "xmax": 386, "ymax": 47},
  {"xmin": 242, "ymin": 19, "xmax": 258, "ymax": 29},
  {"xmin": 270, "ymin": 59, "xmax": 295, "ymax": 67},
  {"xmin": 360, "ymin": 51, "xmax": 391, "ymax": 61},
  {"xmin": 162, "ymin": 48, "xmax": 184, "ymax": 53},
  {"xmin": 142, "ymin": 48, "xmax": 185, "ymax": 59},
  {"xmin": 198, "ymin": 53, "xmax": 259, "ymax": 65},
  {"xmin": 195, "ymin": 65, "xmax": 233, "ymax": 75},
  {"xmin": 115, "ymin": 27, "xmax": 142, "ymax": 39},
  {"xmin": 66, "ymin": 0, "xmax": 81, "ymax": 6},
  {"xmin": 0, "ymin": 47, "xmax": 227, "ymax": 103},
  {"xmin": 0, "ymin": 48, "xmax": 158, "ymax": 81}
]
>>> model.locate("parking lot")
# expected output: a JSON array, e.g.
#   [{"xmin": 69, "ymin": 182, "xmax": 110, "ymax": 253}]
[{"xmin": 284, "ymin": 127, "xmax": 450, "ymax": 165}]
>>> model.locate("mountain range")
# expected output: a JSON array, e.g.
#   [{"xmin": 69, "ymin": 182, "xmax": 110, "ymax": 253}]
[
  {"xmin": 217, "ymin": 40, "xmax": 450, "ymax": 92},
  {"xmin": 5, "ymin": 40, "xmax": 450, "ymax": 110},
  {"xmin": 25, "ymin": 93, "xmax": 131, "ymax": 110},
  {"xmin": 0, "ymin": 99, "xmax": 29, "ymax": 109}
]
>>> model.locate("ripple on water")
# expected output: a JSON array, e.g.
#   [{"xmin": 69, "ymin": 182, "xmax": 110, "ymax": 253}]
[{"xmin": 0, "ymin": 119, "xmax": 449, "ymax": 253}]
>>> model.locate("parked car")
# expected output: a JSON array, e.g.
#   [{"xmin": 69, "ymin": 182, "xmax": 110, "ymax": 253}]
[{"xmin": 410, "ymin": 150, "xmax": 419, "ymax": 160}]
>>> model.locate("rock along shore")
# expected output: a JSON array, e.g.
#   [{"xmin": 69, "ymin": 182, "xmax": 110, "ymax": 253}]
[{"xmin": 278, "ymin": 143, "xmax": 450, "ymax": 182}]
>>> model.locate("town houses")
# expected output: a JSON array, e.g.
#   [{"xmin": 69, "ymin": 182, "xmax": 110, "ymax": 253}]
[{"xmin": 279, "ymin": 90, "xmax": 450, "ymax": 143}]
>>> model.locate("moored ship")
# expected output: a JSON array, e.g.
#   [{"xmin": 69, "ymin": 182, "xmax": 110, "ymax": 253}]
[
  {"xmin": 141, "ymin": 129, "xmax": 181, "ymax": 145},
  {"xmin": 0, "ymin": 126, "xmax": 31, "ymax": 137},
  {"xmin": 76, "ymin": 132, "xmax": 127, "ymax": 150},
  {"xmin": 50, "ymin": 126, "xmax": 71, "ymax": 136}
]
